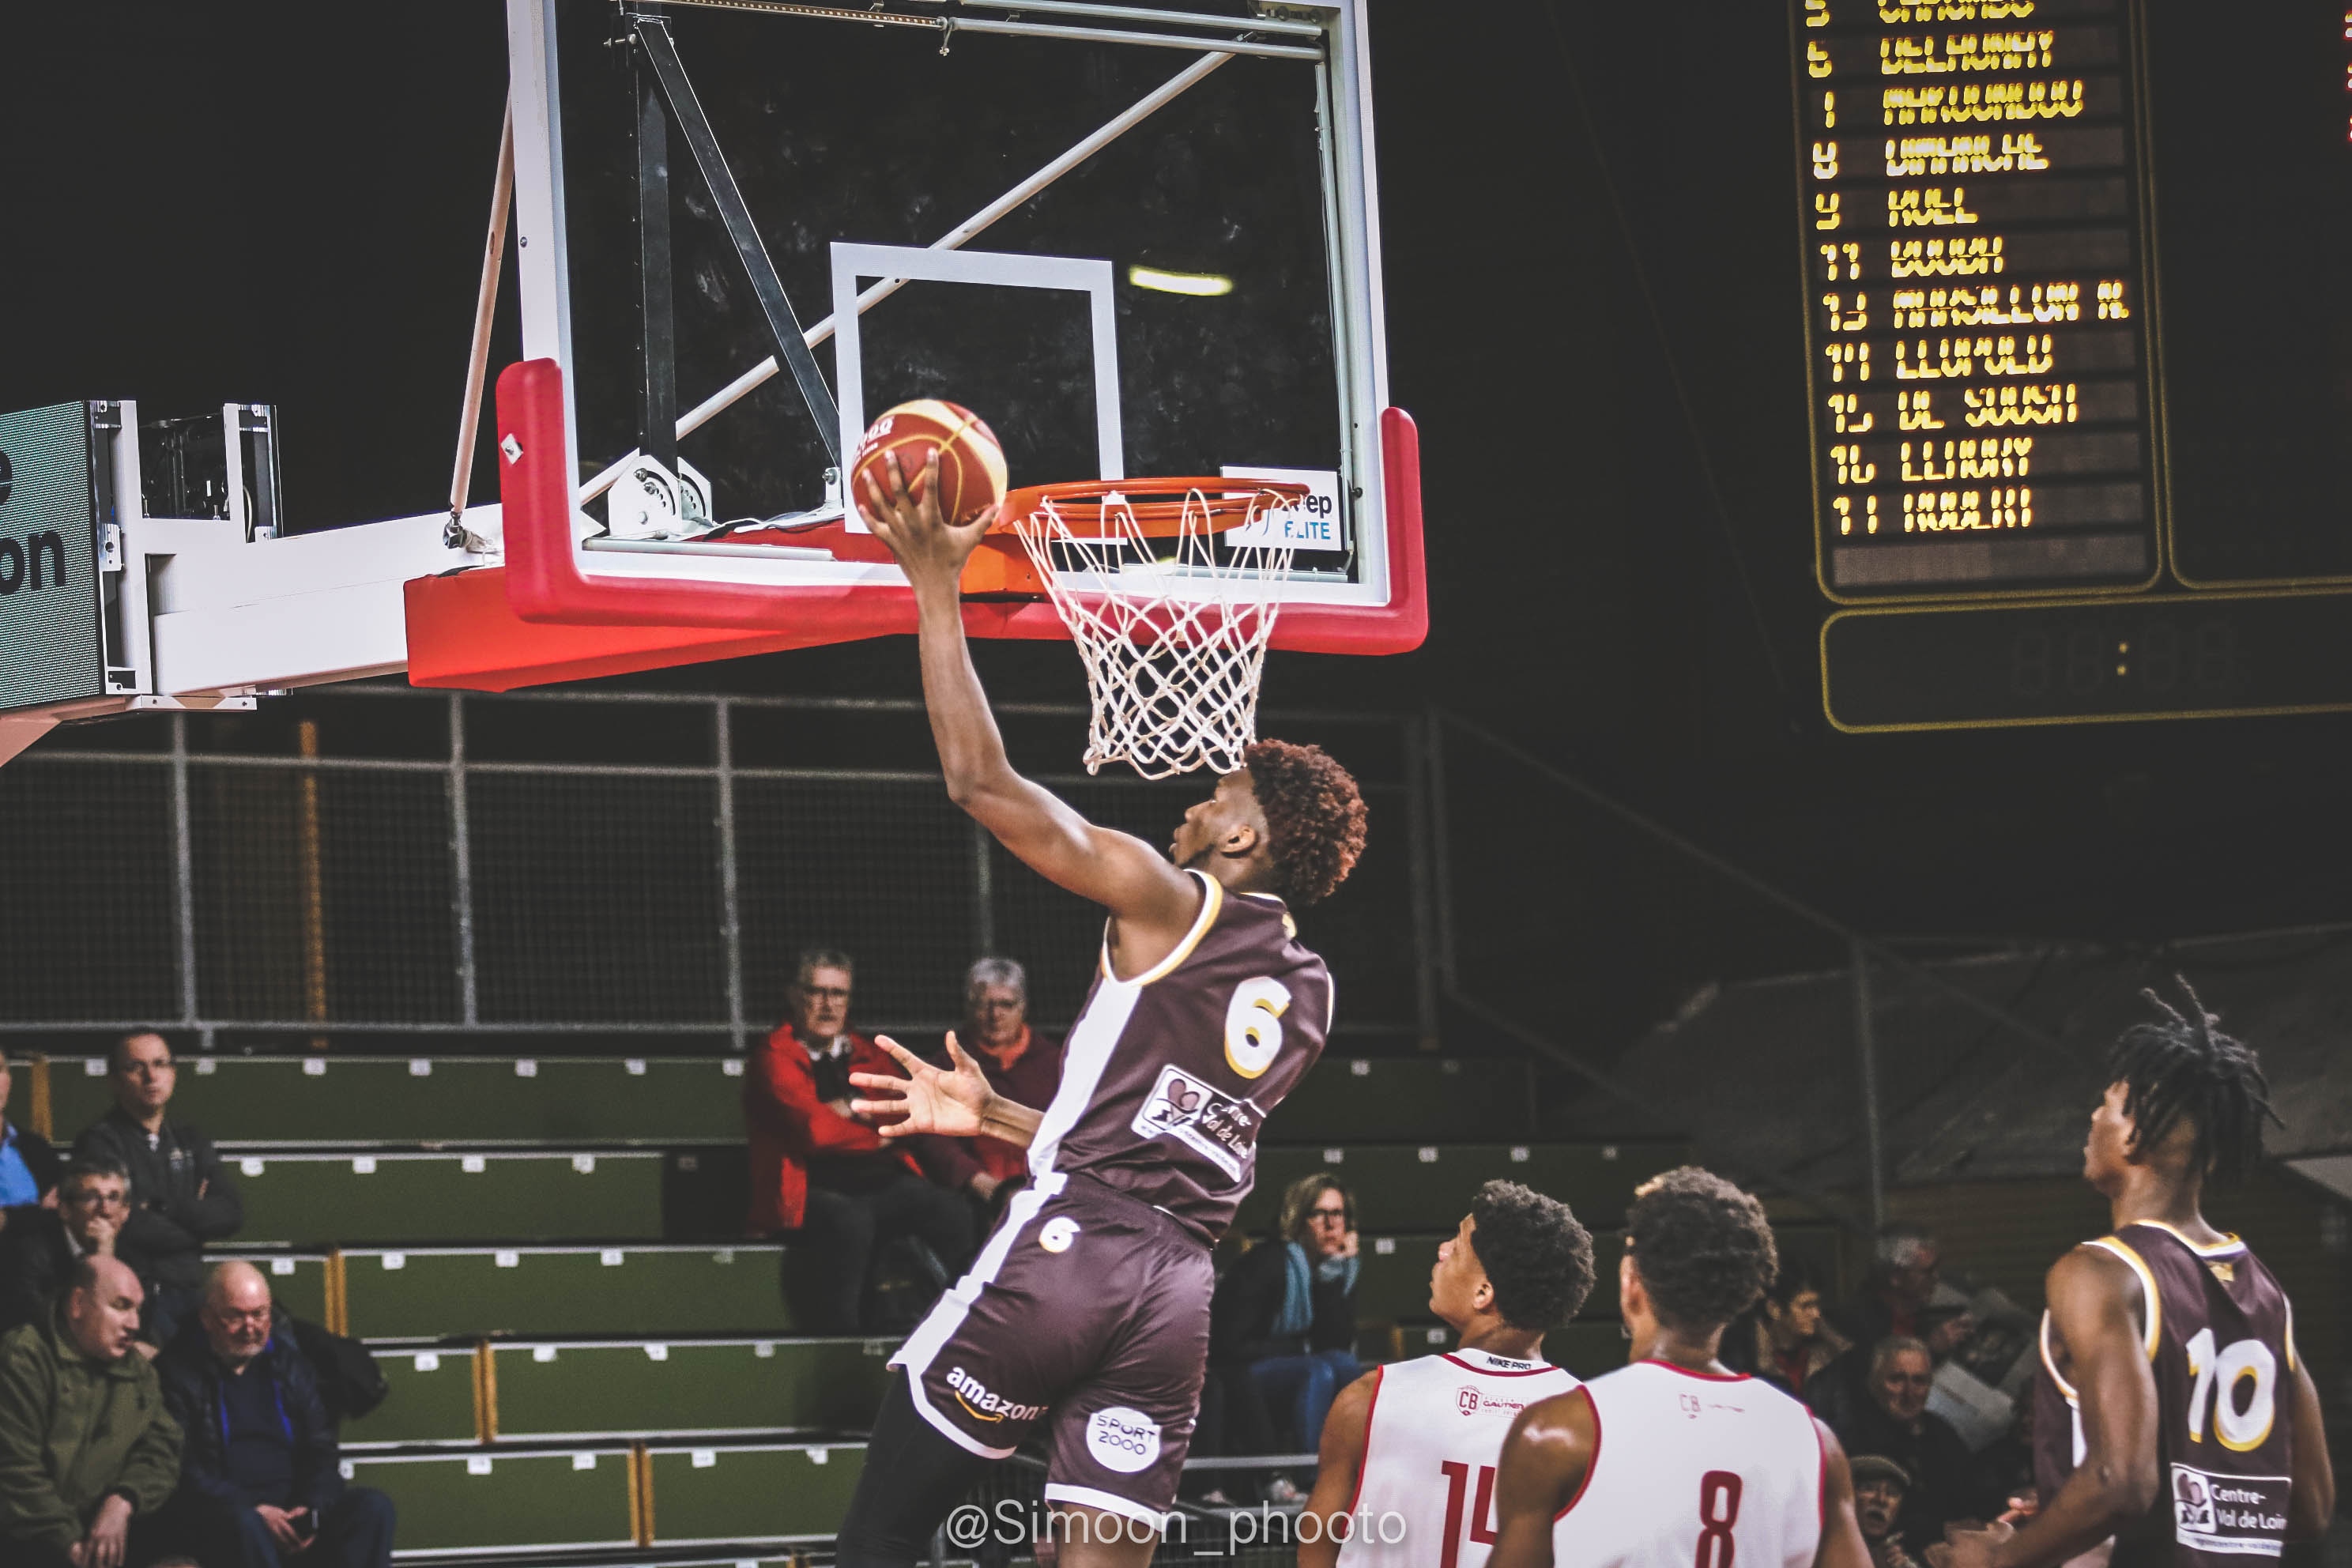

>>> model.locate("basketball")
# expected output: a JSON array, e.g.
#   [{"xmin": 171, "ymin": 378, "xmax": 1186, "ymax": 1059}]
[{"xmin": 850, "ymin": 400, "xmax": 1008, "ymax": 527}]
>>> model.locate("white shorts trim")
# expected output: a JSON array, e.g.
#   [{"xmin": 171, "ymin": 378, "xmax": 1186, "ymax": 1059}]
[
  {"xmin": 888, "ymin": 1173, "xmax": 1069, "ymax": 1460},
  {"xmin": 1043, "ymin": 1483, "xmax": 1172, "ymax": 1531}
]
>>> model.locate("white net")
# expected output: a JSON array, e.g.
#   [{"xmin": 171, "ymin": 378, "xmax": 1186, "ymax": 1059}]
[{"xmin": 1012, "ymin": 485, "xmax": 1299, "ymax": 779}]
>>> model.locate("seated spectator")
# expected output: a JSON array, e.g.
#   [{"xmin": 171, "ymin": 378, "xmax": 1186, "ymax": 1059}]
[
  {"xmin": 0, "ymin": 1160, "xmax": 134, "ymax": 1339},
  {"xmin": 72, "ymin": 1033, "xmax": 242, "ymax": 1348},
  {"xmin": 0, "ymin": 1047, "xmax": 63, "ymax": 1224},
  {"xmin": 946, "ymin": 957, "xmax": 1063, "ymax": 1209},
  {"xmin": 1723, "ymin": 1260, "xmax": 1849, "ymax": 1396},
  {"xmin": 1208, "ymin": 1174, "xmax": 1362, "ymax": 1456},
  {"xmin": 744, "ymin": 949, "xmax": 978, "ymax": 1333},
  {"xmin": 0, "ymin": 1257, "xmax": 184, "ymax": 1568},
  {"xmin": 156, "ymin": 1261, "xmax": 395, "ymax": 1568},
  {"xmin": 1827, "ymin": 1336, "xmax": 1996, "ymax": 1555},
  {"xmin": 1851, "ymin": 1454, "xmax": 1924, "ymax": 1568}
]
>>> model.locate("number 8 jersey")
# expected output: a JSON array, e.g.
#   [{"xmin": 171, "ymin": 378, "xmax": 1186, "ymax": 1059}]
[
  {"xmin": 1549, "ymin": 1361, "xmax": 1826, "ymax": 1568},
  {"xmin": 2034, "ymin": 1222, "xmax": 2301, "ymax": 1568}
]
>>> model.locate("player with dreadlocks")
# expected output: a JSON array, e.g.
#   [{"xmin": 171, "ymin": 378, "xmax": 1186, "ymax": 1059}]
[
  {"xmin": 1935, "ymin": 981, "xmax": 2334, "ymax": 1568},
  {"xmin": 831, "ymin": 451, "xmax": 1369, "ymax": 1566}
]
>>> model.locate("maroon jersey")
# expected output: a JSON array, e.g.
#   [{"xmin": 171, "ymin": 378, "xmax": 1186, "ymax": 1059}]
[
  {"xmin": 1025, "ymin": 871, "xmax": 1332, "ymax": 1240},
  {"xmin": 2034, "ymin": 1222, "xmax": 2301, "ymax": 1568}
]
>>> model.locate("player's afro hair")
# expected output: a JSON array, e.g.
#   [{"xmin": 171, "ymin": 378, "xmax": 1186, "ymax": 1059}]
[
  {"xmin": 1468, "ymin": 1180, "xmax": 1596, "ymax": 1333},
  {"xmin": 1242, "ymin": 740, "xmax": 1366, "ymax": 906},
  {"xmin": 1624, "ymin": 1167, "xmax": 1778, "ymax": 1336}
]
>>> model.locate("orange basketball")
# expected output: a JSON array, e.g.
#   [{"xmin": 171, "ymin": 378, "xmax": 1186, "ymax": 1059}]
[{"xmin": 850, "ymin": 400, "xmax": 1008, "ymax": 528}]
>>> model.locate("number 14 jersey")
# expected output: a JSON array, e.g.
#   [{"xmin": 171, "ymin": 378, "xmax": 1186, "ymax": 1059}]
[
  {"xmin": 1551, "ymin": 1361, "xmax": 1826, "ymax": 1568},
  {"xmin": 1336, "ymin": 1347, "xmax": 1580, "ymax": 1568}
]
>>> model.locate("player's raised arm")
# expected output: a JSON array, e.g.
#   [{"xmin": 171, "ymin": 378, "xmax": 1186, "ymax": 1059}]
[
  {"xmin": 1297, "ymin": 1369, "xmax": 1381, "ymax": 1568},
  {"xmin": 1487, "ymin": 1389, "xmax": 1599, "ymax": 1568},
  {"xmin": 1936, "ymin": 1247, "xmax": 2158, "ymax": 1568},
  {"xmin": 861, "ymin": 451, "xmax": 1201, "ymax": 939}
]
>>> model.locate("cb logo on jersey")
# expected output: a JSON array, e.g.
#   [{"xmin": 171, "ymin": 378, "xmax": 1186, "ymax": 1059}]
[{"xmin": 1457, "ymin": 1386, "xmax": 1480, "ymax": 1417}]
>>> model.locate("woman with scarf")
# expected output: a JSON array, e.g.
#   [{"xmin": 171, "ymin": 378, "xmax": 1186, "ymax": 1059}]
[{"xmin": 1208, "ymin": 1173, "xmax": 1363, "ymax": 1463}]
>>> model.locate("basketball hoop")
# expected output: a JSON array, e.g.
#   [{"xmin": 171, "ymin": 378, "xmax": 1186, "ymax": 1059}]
[{"xmin": 1003, "ymin": 478, "xmax": 1308, "ymax": 780}]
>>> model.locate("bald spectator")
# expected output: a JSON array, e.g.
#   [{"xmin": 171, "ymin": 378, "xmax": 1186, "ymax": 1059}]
[
  {"xmin": 156, "ymin": 1262, "xmax": 394, "ymax": 1568},
  {"xmin": 947, "ymin": 958, "xmax": 1064, "ymax": 1205},
  {"xmin": 73, "ymin": 1033, "xmax": 242, "ymax": 1347},
  {"xmin": 0, "ymin": 1257, "xmax": 184, "ymax": 1568},
  {"xmin": 0, "ymin": 1161, "xmax": 134, "ymax": 1339},
  {"xmin": 0, "ymin": 1046, "xmax": 64, "ymax": 1223},
  {"xmin": 744, "ymin": 949, "xmax": 977, "ymax": 1332}
]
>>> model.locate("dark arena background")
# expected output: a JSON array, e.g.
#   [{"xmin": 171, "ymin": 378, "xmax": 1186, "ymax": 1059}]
[{"xmin": 1, "ymin": 2, "xmax": 2346, "ymax": 1565}]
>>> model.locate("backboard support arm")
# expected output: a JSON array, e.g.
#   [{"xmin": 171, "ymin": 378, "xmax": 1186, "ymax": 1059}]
[
  {"xmin": 629, "ymin": 15, "xmax": 843, "ymax": 468},
  {"xmin": 634, "ymin": 58, "xmax": 680, "ymax": 479}
]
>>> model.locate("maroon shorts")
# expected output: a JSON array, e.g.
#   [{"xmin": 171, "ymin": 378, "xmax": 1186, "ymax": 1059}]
[{"xmin": 889, "ymin": 1170, "xmax": 1214, "ymax": 1525}]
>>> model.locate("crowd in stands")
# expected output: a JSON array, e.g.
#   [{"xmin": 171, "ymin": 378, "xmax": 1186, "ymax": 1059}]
[
  {"xmin": 0, "ymin": 1040, "xmax": 394, "ymax": 1568},
  {"xmin": 0, "ymin": 953, "xmax": 2066, "ymax": 1562}
]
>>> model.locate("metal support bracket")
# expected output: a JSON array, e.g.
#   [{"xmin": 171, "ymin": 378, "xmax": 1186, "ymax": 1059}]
[{"xmin": 629, "ymin": 14, "xmax": 843, "ymax": 468}]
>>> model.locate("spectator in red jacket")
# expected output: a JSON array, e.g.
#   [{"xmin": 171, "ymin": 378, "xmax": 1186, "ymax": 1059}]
[
  {"xmin": 948, "ymin": 958, "xmax": 1063, "ymax": 1203},
  {"xmin": 743, "ymin": 949, "xmax": 978, "ymax": 1332}
]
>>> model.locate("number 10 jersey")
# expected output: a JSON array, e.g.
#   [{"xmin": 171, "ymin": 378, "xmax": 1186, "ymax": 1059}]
[{"xmin": 2035, "ymin": 1221, "xmax": 2301, "ymax": 1568}]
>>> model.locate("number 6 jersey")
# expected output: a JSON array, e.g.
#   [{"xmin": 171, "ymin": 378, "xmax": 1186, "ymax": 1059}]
[
  {"xmin": 1031, "ymin": 869, "xmax": 1332, "ymax": 1241},
  {"xmin": 2034, "ymin": 1222, "xmax": 2300, "ymax": 1568},
  {"xmin": 1550, "ymin": 1361, "xmax": 1826, "ymax": 1568}
]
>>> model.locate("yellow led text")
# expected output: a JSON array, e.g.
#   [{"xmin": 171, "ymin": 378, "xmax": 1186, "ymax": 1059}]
[
  {"xmin": 1833, "ymin": 494, "xmax": 1885, "ymax": 535},
  {"xmin": 1963, "ymin": 383, "xmax": 2079, "ymax": 427},
  {"xmin": 1890, "ymin": 281, "xmax": 2078, "ymax": 327},
  {"xmin": 1829, "ymin": 393, "xmax": 1875, "ymax": 434},
  {"xmin": 1894, "ymin": 334, "xmax": 2056, "ymax": 378},
  {"xmin": 1830, "ymin": 444, "xmax": 1879, "ymax": 484},
  {"xmin": 1899, "ymin": 390, "xmax": 1946, "ymax": 429},
  {"xmin": 1879, "ymin": 2, "xmax": 2036, "ymax": 20},
  {"xmin": 1883, "ymin": 133, "xmax": 2048, "ymax": 175},
  {"xmin": 1889, "ymin": 187, "xmax": 1980, "ymax": 225},
  {"xmin": 1825, "ymin": 342, "xmax": 1874, "ymax": 382},
  {"xmin": 1882, "ymin": 79, "xmax": 2084, "ymax": 125},
  {"xmin": 1903, "ymin": 487, "xmax": 2032, "ymax": 530},
  {"xmin": 1902, "ymin": 436, "xmax": 2034, "ymax": 481},
  {"xmin": 1890, "ymin": 236, "xmax": 2005, "ymax": 276},
  {"xmin": 1882, "ymin": 32, "xmax": 2057, "ymax": 74}
]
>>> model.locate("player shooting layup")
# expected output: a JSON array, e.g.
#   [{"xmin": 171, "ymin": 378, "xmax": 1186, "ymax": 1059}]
[
  {"xmin": 1487, "ymin": 1167, "xmax": 1875, "ymax": 1568},
  {"xmin": 1933, "ymin": 986, "xmax": 2335, "ymax": 1568},
  {"xmin": 1298, "ymin": 1180, "xmax": 1596, "ymax": 1568},
  {"xmin": 832, "ymin": 452, "xmax": 1369, "ymax": 1566}
]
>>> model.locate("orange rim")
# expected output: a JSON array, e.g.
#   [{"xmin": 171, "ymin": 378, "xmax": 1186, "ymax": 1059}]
[{"xmin": 996, "ymin": 478, "xmax": 1310, "ymax": 538}]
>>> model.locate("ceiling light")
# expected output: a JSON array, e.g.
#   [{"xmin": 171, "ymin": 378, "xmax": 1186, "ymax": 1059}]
[{"xmin": 1129, "ymin": 266, "xmax": 1234, "ymax": 297}]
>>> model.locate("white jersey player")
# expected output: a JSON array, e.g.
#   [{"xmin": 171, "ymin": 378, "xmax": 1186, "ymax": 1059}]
[
  {"xmin": 1299, "ymin": 1182, "xmax": 1596, "ymax": 1568},
  {"xmin": 1489, "ymin": 1167, "xmax": 1874, "ymax": 1568}
]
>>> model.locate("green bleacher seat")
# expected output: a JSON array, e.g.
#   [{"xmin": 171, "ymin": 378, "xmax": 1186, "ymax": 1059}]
[
  {"xmin": 487, "ymin": 1338, "xmax": 893, "ymax": 1441},
  {"xmin": 231, "ymin": 1151, "xmax": 665, "ymax": 1246},
  {"xmin": 642, "ymin": 1442, "xmax": 865, "ymax": 1546},
  {"xmin": 43, "ymin": 1054, "xmax": 744, "ymax": 1147},
  {"xmin": 341, "ymin": 1244, "xmax": 793, "ymax": 1340},
  {"xmin": 341, "ymin": 1446, "xmax": 639, "ymax": 1555},
  {"xmin": 345, "ymin": 1344, "xmax": 480, "ymax": 1447},
  {"xmin": 216, "ymin": 1251, "xmax": 330, "ymax": 1325},
  {"xmin": 1272, "ymin": 1058, "xmax": 1537, "ymax": 1143},
  {"xmin": 1242, "ymin": 1143, "xmax": 1690, "ymax": 1234}
]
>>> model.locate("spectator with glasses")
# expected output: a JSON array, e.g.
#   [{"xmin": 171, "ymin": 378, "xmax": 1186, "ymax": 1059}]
[
  {"xmin": 0, "ymin": 1160, "xmax": 137, "ymax": 1340},
  {"xmin": 72, "ymin": 1034, "xmax": 243, "ymax": 1349},
  {"xmin": 1210, "ymin": 1173, "xmax": 1363, "ymax": 1455}
]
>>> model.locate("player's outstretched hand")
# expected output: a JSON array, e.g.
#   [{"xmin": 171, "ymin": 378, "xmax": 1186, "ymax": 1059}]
[
  {"xmin": 858, "ymin": 450, "xmax": 1000, "ymax": 594},
  {"xmin": 1927, "ymin": 1518, "xmax": 2013, "ymax": 1568},
  {"xmin": 850, "ymin": 1033, "xmax": 993, "ymax": 1139}
]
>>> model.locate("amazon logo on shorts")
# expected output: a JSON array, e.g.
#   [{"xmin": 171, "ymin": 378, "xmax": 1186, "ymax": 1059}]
[
  {"xmin": 945, "ymin": 1366, "xmax": 1046, "ymax": 1424},
  {"xmin": 0, "ymin": 449, "xmax": 72, "ymax": 597}
]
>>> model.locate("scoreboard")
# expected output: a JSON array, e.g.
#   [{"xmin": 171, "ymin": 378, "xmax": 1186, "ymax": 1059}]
[
  {"xmin": 1796, "ymin": 0, "xmax": 2159, "ymax": 601},
  {"xmin": 1798, "ymin": 1, "xmax": 2352, "ymax": 729}
]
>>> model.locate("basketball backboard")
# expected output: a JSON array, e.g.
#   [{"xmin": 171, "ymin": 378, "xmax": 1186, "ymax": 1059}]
[{"xmin": 432, "ymin": 0, "xmax": 1422, "ymax": 669}]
